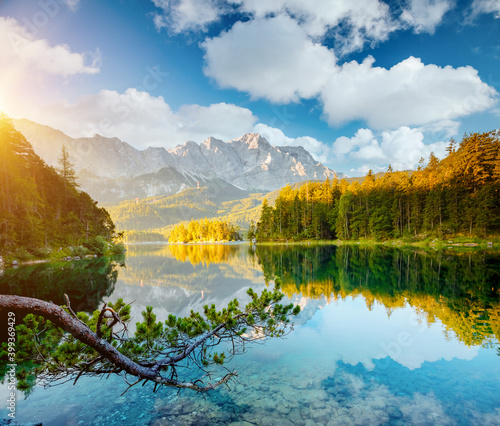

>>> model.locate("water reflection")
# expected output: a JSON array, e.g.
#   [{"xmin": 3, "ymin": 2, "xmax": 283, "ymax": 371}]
[
  {"xmin": 120, "ymin": 244, "xmax": 500, "ymax": 352},
  {"xmin": 255, "ymin": 244, "xmax": 500, "ymax": 349},
  {"xmin": 107, "ymin": 244, "xmax": 266, "ymax": 332},
  {"xmin": 2, "ymin": 243, "xmax": 500, "ymax": 425},
  {"xmin": 0, "ymin": 256, "xmax": 123, "ymax": 312},
  {"xmin": 168, "ymin": 243, "xmax": 243, "ymax": 265}
]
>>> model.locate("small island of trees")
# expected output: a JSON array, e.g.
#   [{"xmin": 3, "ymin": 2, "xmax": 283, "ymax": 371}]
[{"xmin": 169, "ymin": 218, "xmax": 242, "ymax": 243}]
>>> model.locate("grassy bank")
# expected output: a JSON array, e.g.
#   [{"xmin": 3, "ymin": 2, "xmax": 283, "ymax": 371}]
[
  {"xmin": 254, "ymin": 235, "xmax": 500, "ymax": 251},
  {"xmin": 0, "ymin": 238, "xmax": 126, "ymax": 267}
]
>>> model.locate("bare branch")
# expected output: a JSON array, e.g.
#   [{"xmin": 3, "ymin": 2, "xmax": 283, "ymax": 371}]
[
  {"xmin": 121, "ymin": 378, "xmax": 143, "ymax": 396},
  {"xmin": 64, "ymin": 293, "xmax": 88, "ymax": 327},
  {"xmin": 73, "ymin": 356, "xmax": 103, "ymax": 385}
]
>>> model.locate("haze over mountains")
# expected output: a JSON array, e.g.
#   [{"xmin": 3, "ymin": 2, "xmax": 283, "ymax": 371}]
[{"xmin": 13, "ymin": 119, "xmax": 341, "ymax": 205}]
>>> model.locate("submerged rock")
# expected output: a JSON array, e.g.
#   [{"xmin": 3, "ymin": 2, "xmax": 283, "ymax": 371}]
[{"xmin": 114, "ymin": 396, "xmax": 127, "ymax": 404}]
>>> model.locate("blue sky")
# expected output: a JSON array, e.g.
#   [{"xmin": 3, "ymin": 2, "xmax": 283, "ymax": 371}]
[{"xmin": 1, "ymin": 0, "xmax": 499, "ymax": 176}]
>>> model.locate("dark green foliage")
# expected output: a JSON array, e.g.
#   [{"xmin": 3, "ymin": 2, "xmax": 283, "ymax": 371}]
[
  {"xmin": 83, "ymin": 236, "xmax": 109, "ymax": 255},
  {"xmin": 57, "ymin": 145, "xmax": 78, "ymax": 188},
  {"xmin": 256, "ymin": 131, "xmax": 500, "ymax": 241},
  {"xmin": 109, "ymin": 242, "xmax": 126, "ymax": 255},
  {"xmin": 247, "ymin": 220, "xmax": 256, "ymax": 240},
  {"xmin": 0, "ymin": 256, "xmax": 121, "ymax": 311}
]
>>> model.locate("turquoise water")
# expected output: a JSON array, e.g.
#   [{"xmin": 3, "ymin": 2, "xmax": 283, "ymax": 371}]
[{"xmin": 1, "ymin": 244, "xmax": 499, "ymax": 425}]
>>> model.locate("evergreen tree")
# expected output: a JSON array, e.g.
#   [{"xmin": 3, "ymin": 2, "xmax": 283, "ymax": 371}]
[
  {"xmin": 257, "ymin": 198, "xmax": 274, "ymax": 241},
  {"xmin": 247, "ymin": 220, "xmax": 256, "ymax": 241},
  {"xmin": 57, "ymin": 145, "xmax": 78, "ymax": 187},
  {"xmin": 0, "ymin": 283, "xmax": 300, "ymax": 394}
]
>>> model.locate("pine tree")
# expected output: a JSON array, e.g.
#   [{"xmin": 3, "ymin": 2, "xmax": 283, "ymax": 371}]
[
  {"xmin": 257, "ymin": 198, "xmax": 274, "ymax": 241},
  {"xmin": 247, "ymin": 220, "xmax": 256, "ymax": 241},
  {"xmin": 57, "ymin": 145, "xmax": 78, "ymax": 187}
]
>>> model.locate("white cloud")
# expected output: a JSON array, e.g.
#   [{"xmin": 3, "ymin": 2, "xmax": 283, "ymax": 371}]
[
  {"xmin": 401, "ymin": 0, "xmax": 455, "ymax": 34},
  {"xmin": 471, "ymin": 0, "xmax": 500, "ymax": 18},
  {"xmin": 152, "ymin": 0, "xmax": 223, "ymax": 33},
  {"xmin": 321, "ymin": 56, "xmax": 498, "ymax": 129},
  {"xmin": 379, "ymin": 126, "xmax": 447, "ymax": 169},
  {"xmin": 33, "ymin": 88, "xmax": 258, "ymax": 148},
  {"xmin": 254, "ymin": 123, "xmax": 450, "ymax": 175},
  {"xmin": 153, "ymin": 1, "xmax": 495, "ymax": 135},
  {"xmin": 175, "ymin": 102, "xmax": 257, "ymax": 143},
  {"xmin": 228, "ymin": 0, "xmax": 284, "ymax": 18},
  {"xmin": 198, "ymin": 6, "xmax": 496, "ymax": 130},
  {"xmin": 153, "ymin": 0, "xmax": 399, "ymax": 54},
  {"xmin": 332, "ymin": 128, "xmax": 376, "ymax": 156},
  {"xmin": 0, "ymin": 17, "xmax": 99, "ymax": 76},
  {"xmin": 253, "ymin": 123, "xmax": 331, "ymax": 164},
  {"xmin": 202, "ymin": 15, "xmax": 336, "ymax": 103},
  {"xmin": 331, "ymin": 127, "xmax": 448, "ymax": 175},
  {"xmin": 419, "ymin": 119, "xmax": 460, "ymax": 139},
  {"xmin": 231, "ymin": 0, "xmax": 398, "ymax": 54}
]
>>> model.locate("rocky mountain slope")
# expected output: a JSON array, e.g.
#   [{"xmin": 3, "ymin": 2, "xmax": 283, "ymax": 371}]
[{"xmin": 13, "ymin": 119, "xmax": 341, "ymax": 205}]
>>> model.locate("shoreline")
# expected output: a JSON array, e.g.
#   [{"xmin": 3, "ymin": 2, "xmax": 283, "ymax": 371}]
[
  {"xmin": 118, "ymin": 237, "xmax": 500, "ymax": 249},
  {"xmin": 125, "ymin": 240, "xmax": 247, "ymax": 246},
  {"xmin": 0, "ymin": 254, "xmax": 110, "ymax": 271},
  {"xmin": 2, "ymin": 237, "xmax": 498, "ymax": 270},
  {"xmin": 250, "ymin": 237, "xmax": 499, "ymax": 250},
  {"xmin": 0, "ymin": 246, "xmax": 125, "ymax": 271}
]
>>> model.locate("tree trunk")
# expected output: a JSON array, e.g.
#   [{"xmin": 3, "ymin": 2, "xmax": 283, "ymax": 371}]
[{"xmin": 0, "ymin": 295, "xmax": 153, "ymax": 379}]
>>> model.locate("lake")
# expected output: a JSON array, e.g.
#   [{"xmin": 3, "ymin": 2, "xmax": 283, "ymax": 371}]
[{"xmin": 1, "ymin": 244, "xmax": 499, "ymax": 425}]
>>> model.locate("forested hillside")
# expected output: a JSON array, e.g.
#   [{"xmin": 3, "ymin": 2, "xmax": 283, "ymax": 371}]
[
  {"xmin": 109, "ymin": 178, "xmax": 319, "ymax": 243},
  {"xmin": 256, "ymin": 131, "xmax": 500, "ymax": 241},
  {"xmin": 109, "ymin": 187, "xmax": 264, "ymax": 242},
  {"xmin": 0, "ymin": 115, "xmax": 116, "ymax": 256}
]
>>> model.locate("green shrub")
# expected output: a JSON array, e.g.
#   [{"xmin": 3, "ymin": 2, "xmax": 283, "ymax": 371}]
[
  {"xmin": 71, "ymin": 246, "xmax": 91, "ymax": 257},
  {"xmin": 50, "ymin": 247, "xmax": 72, "ymax": 259},
  {"xmin": 28, "ymin": 247, "xmax": 51, "ymax": 259},
  {"xmin": 14, "ymin": 249, "xmax": 34, "ymax": 262},
  {"xmin": 83, "ymin": 236, "xmax": 108, "ymax": 255},
  {"xmin": 109, "ymin": 243, "xmax": 126, "ymax": 255}
]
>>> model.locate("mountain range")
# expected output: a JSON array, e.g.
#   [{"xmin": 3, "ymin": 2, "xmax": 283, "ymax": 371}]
[{"xmin": 13, "ymin": 119, "xmax": 341, "ymax": 206}]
